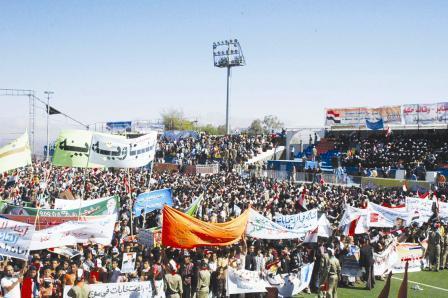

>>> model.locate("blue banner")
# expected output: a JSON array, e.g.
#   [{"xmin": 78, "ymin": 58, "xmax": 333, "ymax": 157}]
[
  {"xmin": 162, "ymin": 130, "xmax": 199, "ymax": 142},
  {"xmin": 133, "ymin": 188, "xmax": 173, "ymax": 216},
  {"xmin": 106, "ymin": 121, "xmax": 132, "ymax": 131},
  {"xmin": 365, "ymin": 118, "xmax": 384, "ymax": 130}
]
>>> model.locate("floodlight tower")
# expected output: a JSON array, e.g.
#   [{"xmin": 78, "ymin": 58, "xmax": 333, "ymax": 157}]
[{"xmin": 213, "ymin": 39, "xmax": 245, "ymax": 135}]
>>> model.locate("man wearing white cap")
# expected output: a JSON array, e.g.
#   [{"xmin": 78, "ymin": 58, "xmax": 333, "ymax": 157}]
[{"xmin": 165, "ymin": 260, "xmax": 183, "ymax": 298}]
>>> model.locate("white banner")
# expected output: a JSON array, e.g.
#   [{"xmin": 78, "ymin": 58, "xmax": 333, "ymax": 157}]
[
  {"xmin": 273, "ymin": 209, "xmax": 318, "ymax": 234},
  {"xmin": 0, "ymin": 217, "xmax": 34, "ymax": 260},
  {"xmin": 368, "ymin": 203, "xmax": 408, "ymax": 228},
  {"xmin": 54, "ymin": 196, "xmax": 113, "ymax": 210},
  {"xmin": 89, "ymin": 132, "xmax": 157, "ymax": 168},
  {"xmin": 246, "ymin": 209, "xmax": 303, "ymax": 239},
  {"xmin": 373, "ymin": 242, "xmax": 398, "ymax": 276},
  {"xmin": 338, "ymin": 205, "xmax": 369, "ymax": 227},
  {"xmin": 64, "ymin": 281, "xmax": 153, "ymax": 298},
  {"xmin": 0, "ymin": 132, "xmax": 32, "ymax": 173},
  {"xmin": 30, "ymin": 215, "xmax": 116, "ymax": 250},
  {"xmin": 267, "ymin": 263, "xmax": 314, "ymax": 297},
  {"xmin": 121, "ymin": 252, "xmax": 137, "ymax": 273},
  {"xmin": 406, "ymin": 197, "xmax": 448, "ymax": 224},
  {"xmin": 227, "ymin": 268, "xmax": 269, "ymax": 295},
  {"xmin": 403, "ymin": 104, "xmax": 438, "ymax": 125}
]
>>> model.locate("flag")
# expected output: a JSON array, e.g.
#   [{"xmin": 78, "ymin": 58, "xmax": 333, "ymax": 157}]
[
  {"xmin": 0, "ymin": 132, "xmax": 32, "ymax": 173},
  {"xmin": 185, "ymin": 194, "xmax": 204, "ymax": 217},
  {"xmin": 45, "ymin": 104, "xmax": 61, "ymax": 115},
  {"xmin": 402, "ymin": 181, "xmax": 407, "ymax": 192},
  {"xmin": 162, "ymin": 205, "xmax": 249, "ymax": 249},
  {"xmin": 386, "ymin": 126, "xmax": 392, "ymax": 138},
  {"xmin": 326, "ymin": 110, "xmax": 341, "ymax": 124},
  {"xmin": 377, "ymin": 271, "xmax": 392, "ymax": 298},
  {"xmin": 397, "ymin": 261, "xmax": 409, "ymax": 298},
  {"xmin": 124, "ymin": 176, "xmax": 130, "ymax": 193},
  {"xmin": 366, "ymin": 118, "xmax": 384, "ymax": 130},
  {"xmin": 417, "ymin": 191, "xmax": 429, "ymax": 199}
]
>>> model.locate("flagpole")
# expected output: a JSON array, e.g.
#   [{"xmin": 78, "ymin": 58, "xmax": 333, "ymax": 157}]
[
  {"xmin": 79, "ymin": 133, "xmax": 94, "ymax": 220},
  {"xmin": 128, "ymin": 168, "xmax": 134, "ymax": 236}
]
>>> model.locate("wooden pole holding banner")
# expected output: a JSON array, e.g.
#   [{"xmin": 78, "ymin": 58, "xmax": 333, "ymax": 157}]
[
  {"xmin": 79, "ymin": 133, "xmax": 94, "ymax": 220},
  {"xmin": 128, "ymin": 168, "xmax": 134, "ymax": 236}
]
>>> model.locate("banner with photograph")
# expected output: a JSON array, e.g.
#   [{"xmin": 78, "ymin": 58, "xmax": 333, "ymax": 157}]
[
  {"xmin": 0, "ymin": 217, "xmax": 34, "ymax": 260},
  {"xmin": 273, "ymin": 209, "xmax": 318, "ymax": 234},
  {"xmin": 63, "ymin": 281, "xmax": 152, "ymax": 298},
  {"xmin": 368, "ymin": 203, "xmax": 408, "ymax": 228},
  {"xmin": 121, "ymin": 252, "xmax": 137, "ymax": 273},
  {"xmin": 133, "ymin": 188, "xmax": 173, "ymax": 216},
  {"xmin": 246, "ymin": 209, "xmax": 303, "ymax": 239},
  {"xmin": 406, "ymin": 197, "xmax": 448, "ymax": 224},
  {"xmin": 325, "ymin": 106, "xmax": 401, "ymax": 126}
]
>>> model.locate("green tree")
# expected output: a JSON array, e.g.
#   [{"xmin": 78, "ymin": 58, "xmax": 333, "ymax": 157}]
[
  {"xmin": 262, "ymin": 115, "xmax": 284, "ymax": 133},
  {"xmin": 161, "ymin": 109, "xmax": 194, "ymax": 131},
  {"xmin": 248, "ymin": 119, "xmax": 264, "ymax": 135}
]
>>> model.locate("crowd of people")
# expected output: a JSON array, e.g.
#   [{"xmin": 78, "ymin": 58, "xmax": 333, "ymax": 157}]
[
  {"xmin": 331, "ymin": 133, "xmax": 448, "ymax": 179},
  {"xmin": 0, "ymin": 131, "xmax": 447, "ymax": 297},
  {"xmin": 155, "ymin": 133, "xmax": 279, "ymax": 171}
]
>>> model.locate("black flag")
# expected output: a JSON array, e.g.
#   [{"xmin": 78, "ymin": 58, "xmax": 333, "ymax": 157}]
[{"xmin": 46, "ymin": 104, "xmax": 61, "ymax": 115}]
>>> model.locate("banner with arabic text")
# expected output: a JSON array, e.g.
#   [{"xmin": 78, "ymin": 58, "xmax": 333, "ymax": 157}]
[
  {"xmin": 63, "ymin": 281, "xmax": 152, "ymax": 298},
  {"xmin": 54, "ymin": 196, "xmax": 113, "ymax": 210},
  {"xmin": 133, "ymin": 188, "xmax": 173, "ymax": 216},
  {"xmin": 0, "ymin": 217, "xmax": 34, "ymax": 260},
  {"xmin": 246, "ymin": 209, "xmax": 303, "ymax": 239},
  {"xmin": 52, "ymin": 130, "xmax": 157, "ymax": 168},
  {"xmin": 273, "ymin": 209, "xmax": 318, "ymax": 234}
]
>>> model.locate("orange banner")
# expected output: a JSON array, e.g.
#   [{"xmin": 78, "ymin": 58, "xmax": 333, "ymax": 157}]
[{"xmin": 162, "ymin": 205, "xmax": 249, "ymax": 248}]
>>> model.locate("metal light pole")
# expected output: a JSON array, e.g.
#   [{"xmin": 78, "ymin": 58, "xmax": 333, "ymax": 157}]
[
  {"xmin": 213, "ymin": 39, "xmax": 245, "ymax": 135},
  {"xmin": 44, "ymin": 91, "xmax": 54, "ymax": 160}
]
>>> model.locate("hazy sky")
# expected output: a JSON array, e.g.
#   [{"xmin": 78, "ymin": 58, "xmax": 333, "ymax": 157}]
[{"xmin": 1, "ymin": 0, "xmax": 448, "ymax": 137}]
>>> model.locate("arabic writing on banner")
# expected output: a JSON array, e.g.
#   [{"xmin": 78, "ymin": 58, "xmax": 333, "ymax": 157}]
[
  {"xmin": 29, "ymin": 215, "xmax": 116, "ymax": 250},
  {"xmin": 368, "ymin": 203, "xmax": 408, "ymax": 228},
  {"xmin": 3, "ymin": 214, "xmax": 113, "ymax": 231},
  {"xmin": 63, "ymin": 281, "xmax": 153, "ymax": 298},
  {"xmin": 273, "ymin": 209, "xmax": 318, "ymax": 234},
  {"xmin": 392, "ymin": 243, "xmax": 426, "ymax": 273},
  {"xmin": 6, "ymin": 196, "xmax": 118, "ymax": 217},
  {"xmin": 406, "ymin": 197, "xmax": 448, "ymax": 223},
  {"xmin": 52, "ymin": 129, "xmax": 157, "ymax": 168},
  {"xmin": 227, "ymin": 268, "xmax": 269, "ymax": 295},
  {"xmin": 106, "ymin": 121, "xmax": 132, "ymax": 132},
  {"xmin": 402, "ymin": 103, "xmax": 448, "ymax": 125},
  {"xmin": 0, "ymin": 132, "xmax": 32, "ymax": 173},
  {"xmin": 133, "ymin": 188, "xmax": 173, "ymax": 216},
  {"xmin": 54, "ymin": 196, "xmax": 113, "ymax": 210},
  {"xmin": 325, "ymin": 106, "xmax": 401, "ymax": 126},
  {"xmin": 246, "ymin": 209, "xmax": 303, "ymax": 239},
  {"xmin": 0, "ymin": 217, "xmax": 34, "ymax": 260}
]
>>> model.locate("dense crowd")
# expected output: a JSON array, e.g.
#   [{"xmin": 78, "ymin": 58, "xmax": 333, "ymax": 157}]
[
  {"xmin": 155, "ymin": 133, "xmax": 279, "ymax": 170},
  {"xmin": 0, "ymin": 148, "xmax": 448, "ymax": 297},
  {"xmin": 332, "ymin": 133, "xmax": 448, "ymax": 179}
]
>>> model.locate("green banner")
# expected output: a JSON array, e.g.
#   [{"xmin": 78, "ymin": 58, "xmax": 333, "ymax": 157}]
[
  {"xmin": 52, "ymin": 130, "xmax": 102, "ymax": 168},
  {"xmin": 5, "ymin": 196, "xmax": 119, "ymax": 217}
]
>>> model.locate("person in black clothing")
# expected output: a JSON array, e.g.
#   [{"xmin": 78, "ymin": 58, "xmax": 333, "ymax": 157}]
[
  {"xmin": 359, "ymin": 237, "xmax": 375, "ymax": 290},
  {"xmin": 244, "ymin": 245, "xmax": 257, "ymax": 271}
]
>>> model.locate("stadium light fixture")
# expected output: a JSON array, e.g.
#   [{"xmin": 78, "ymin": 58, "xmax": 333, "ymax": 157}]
[{"xmin": 213, "ymin": 39, "xmax": 245, "ymax": 135}]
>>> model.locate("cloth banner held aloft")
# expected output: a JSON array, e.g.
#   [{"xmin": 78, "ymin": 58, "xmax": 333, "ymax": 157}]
[
  {"xmin": 246, "ymin": 209, "xmax": 303, "ymax": 239},
  {"xmin": 0, "ymin": 217, "xmax": 34, "ymax": 260},
  {"xmin": 162, "ymin": 205, "xmax": 249, "ymax": 249},
  {"xmin": 133, "ymin": 188, "xmax": 173, "ymax": 216},
  {"xmin": 52, "ymin": 129, "xmax": 157, "ymax": 168},
  {"xmin": 63, "ymin": 281, "xmax": 152, "ymax": 298},
  {"xmin": 273, "ymin": 209, "xmax": 318, "ymax": 234},
  {"xmin": 0, "ymin": 132, "xmax": 32, "ymax": 173}
]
